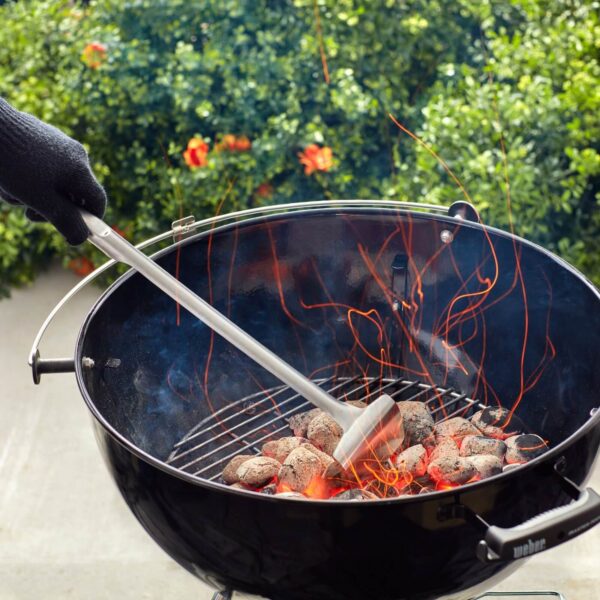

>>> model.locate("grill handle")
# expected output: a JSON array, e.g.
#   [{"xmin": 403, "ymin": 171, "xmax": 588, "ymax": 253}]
[
  {"xmin": 31, "ymin": 350, "xmax": 76, "ymax": 384},
  {"xmin": 476, "ymin": 484, "xmax": 600, "ymax": 563}
]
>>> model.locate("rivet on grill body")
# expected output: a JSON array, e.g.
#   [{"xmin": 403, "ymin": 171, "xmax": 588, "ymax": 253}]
[
  {"xmin": 440, "ymin": 229, "xmax": 454, "ymax": 244},
  {"xmin": 81, "ymin": 357, "xmax": 95, "ymax": 369}
]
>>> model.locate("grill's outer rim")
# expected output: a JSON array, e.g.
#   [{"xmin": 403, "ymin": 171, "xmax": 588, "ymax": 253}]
[{"xmin": 74, "ymin": 205, "xmax": 600, "ymax": 506}]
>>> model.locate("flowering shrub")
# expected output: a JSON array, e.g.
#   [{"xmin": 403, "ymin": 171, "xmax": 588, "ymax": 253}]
[{"xmin": 0, "ymin": 0, "xmax": 598, "ymax": 294}]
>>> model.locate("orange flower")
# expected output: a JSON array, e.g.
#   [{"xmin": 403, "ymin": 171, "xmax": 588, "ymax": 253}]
[
  {"xmin": 256, "ymin": 182, "xmax": 273, "ymax": 198},
  {"xmin": 218, "ymin": 134, "xmax": 237, "ymax": 151},
  {"xmin": 81, "ymin": 42, "xmax": 107, "ymax": 69},
  {"xmin": 183, "ymin": 137, "xmax": 209, "ymax": 168},
  {"xmin": 216, "ymin": 134, "xmax": 252, "ymax": 152},
  {"xmin": 234, "ymin": 135, "xmax": 252, "ymax": 152},
  {"xmin": 68, "ymin": 257, "xmax": 95, "ymax": 277},
  {"xmin": 298, "ymin": 144, "xmax": 333, "ymax": 175}
]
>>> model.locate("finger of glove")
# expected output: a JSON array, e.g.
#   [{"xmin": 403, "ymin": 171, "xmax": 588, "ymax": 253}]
[
  {"xmin": 35, "ymin": 192, "xmax": 90, "ymax": 246},
  {"xmin": 60, "ymin": 165, "xmax": 107, "ymax": 218},
  {"xmin": 25, "ymin": 208, "xmax": 47, "ymax": 222}
]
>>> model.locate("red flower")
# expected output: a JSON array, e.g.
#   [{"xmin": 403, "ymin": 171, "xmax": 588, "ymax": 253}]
[
  {"xmin": 234, "ymin": 135, "xmax": 252, "ymax": 152},
  {"xmin": 183, "ymin": 137, "xmax": 209, "ymax": 168},
  {"xmin": 81, "ymin": 42, "xmax": 107, "ymax": 69},
  {"xmin": 256, "ymin": 182, "xmax": 273, "ymax": 199},
  {"xmin": 298, "ymin": 144, "xmax": 333, "ymax": 175},
  {"xmin": 68, "ymin": 257, "xmax": 95, "ymax": 277}
]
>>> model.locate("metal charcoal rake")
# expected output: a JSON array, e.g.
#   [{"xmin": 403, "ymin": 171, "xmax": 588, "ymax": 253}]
[{"xmin": 80, "ymin": 209, "xmax": 404, "ymax": 470}]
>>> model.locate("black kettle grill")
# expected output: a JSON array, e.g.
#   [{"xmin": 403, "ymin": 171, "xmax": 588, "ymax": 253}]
[{"xmin": 30, "ymin": 200, "xmax": 600, "ymax": 600}]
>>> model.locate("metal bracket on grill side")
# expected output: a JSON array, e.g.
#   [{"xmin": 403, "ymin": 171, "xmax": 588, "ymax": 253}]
[
  {"xmin": 448, "ymin": 201, "xmax": 479, "ymax": 223},
  {"xmin": 171, "ymin": 215, "xmax": 197, "ymax": 242}
]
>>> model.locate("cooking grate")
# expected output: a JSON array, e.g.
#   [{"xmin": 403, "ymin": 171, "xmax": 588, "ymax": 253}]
[{"xmin": 166, "ymin": 376, "xmax": 486, "ymax": 482}]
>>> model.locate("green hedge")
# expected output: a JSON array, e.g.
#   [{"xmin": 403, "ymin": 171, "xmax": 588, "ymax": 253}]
[{"xmin": 0, "ymin": 0, "xmax": 598, "ymax": 295}]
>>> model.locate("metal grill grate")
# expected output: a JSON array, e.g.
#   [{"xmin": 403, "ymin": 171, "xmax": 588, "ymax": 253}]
[{"xmin": 166, "ymin": 376, "xmax": 486, "ymax": 482}]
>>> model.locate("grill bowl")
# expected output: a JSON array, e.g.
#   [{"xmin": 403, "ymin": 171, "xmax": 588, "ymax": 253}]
[{"xmin": 73, "ymin": 204, "xmax": 600, "ymax": 600}]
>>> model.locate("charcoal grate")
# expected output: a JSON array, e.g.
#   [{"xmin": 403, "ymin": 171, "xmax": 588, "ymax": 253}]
[{"xmin": 166, "ymin": 376, "xmax": 487, "ymax": 482}]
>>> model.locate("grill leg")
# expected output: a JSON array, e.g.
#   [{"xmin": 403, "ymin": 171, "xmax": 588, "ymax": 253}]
[{"xmin": 211, "ymin": 591, "xmax": 232, "ymax": 600}]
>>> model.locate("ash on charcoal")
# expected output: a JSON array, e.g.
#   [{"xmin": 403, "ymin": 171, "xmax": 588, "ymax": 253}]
[
  {"xmin": 287, "ymin": 408, "xmax": 322, "ymax": 437},
  {"xmin": 307, "ymin": 412, "xmax": 343, "ymax": 455},
  {"xmin": 435, "ymin": 417, "xmax": 480, "ymax": 441},
  {"xmin": 460, "ymin": 435, "xmax": 507, "ymax": 459},
  {"xmin": 322, "ymin": 459, "xmax": 348, "ymax": 480},
  {"xmin": 300, "ymin": 442, "xmax": 335, "ymax": 470},
  {"xmin": 398, "ymin": 401, "xmax": 435, "ymax": 446},
  {"xmin": 278, "ymin": 446, "xmax": 323, "ymax": 492},
  {"xmin": 470, "ymin": 407, "xmax": 524, "ymax": 438},
  {"xmin": 236, "ymin": 456, "xmax": 281, "ymax": 488},
  {"xmin": 222, "ymin": 454, "xmax": 255, "ymax": 484},
  {"xmin": 333, "ymin": 488, "xmax": 378, "ymax": 500},
  {"xmin": 505, "ymin": 434, "xmax": 548, "ymax": 464},
  {"xmin": 427, "ymin": 456, "xmax": 476, "ymax": 485},
  {"xmin": 395, "ymin": 444, "xmax": 428, "ymax": 478},
  {"xmin": 469, "ymin": 455, "xmax": 503, "ymax": 479},
  {"xmin": 263, "ymin": 437, "xmax": 305, "ymax": 464},
  {"xmin": 429, "ymin": 437, "xmax": 459, "ymax": 463}
]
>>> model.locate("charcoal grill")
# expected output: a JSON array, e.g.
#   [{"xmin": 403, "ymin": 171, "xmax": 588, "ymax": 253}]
[
  {"xmin": 30, "ymin": 200, "xmax": 600, "ymax": 600},
  {"xmin": 167, "ymin": 376, "xmax": 480, "ymax": 482}
]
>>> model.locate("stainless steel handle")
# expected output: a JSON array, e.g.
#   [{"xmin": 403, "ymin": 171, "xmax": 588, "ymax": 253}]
[{"xmin": 28, "ymin": 199, "xmax": 472, "ymax": 383}]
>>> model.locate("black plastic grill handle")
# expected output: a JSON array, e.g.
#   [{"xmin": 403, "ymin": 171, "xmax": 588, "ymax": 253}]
[{"xmin": 477, "ymin": 487, "xmax": 600, "ymax": 562}]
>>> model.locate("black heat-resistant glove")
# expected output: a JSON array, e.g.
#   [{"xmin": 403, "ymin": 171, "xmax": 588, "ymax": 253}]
[{"xmin": 0, "ymin": 97, "xmax": 107, "ymax": 245}]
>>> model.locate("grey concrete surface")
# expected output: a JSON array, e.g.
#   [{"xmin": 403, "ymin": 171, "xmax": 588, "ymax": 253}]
[{"xmin": 0, "ymin": 265, "xmax": 598, "ymax": 600}]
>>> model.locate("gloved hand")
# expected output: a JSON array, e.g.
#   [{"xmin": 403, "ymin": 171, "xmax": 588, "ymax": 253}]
[{"xmin": 0, "ymin": 98, "xmax": 107, "ymax": 245}]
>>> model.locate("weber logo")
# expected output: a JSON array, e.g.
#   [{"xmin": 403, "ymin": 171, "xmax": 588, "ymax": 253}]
[{"xmin": 513, "ymin": 538, "xmax": 547, "ymax": 558}]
